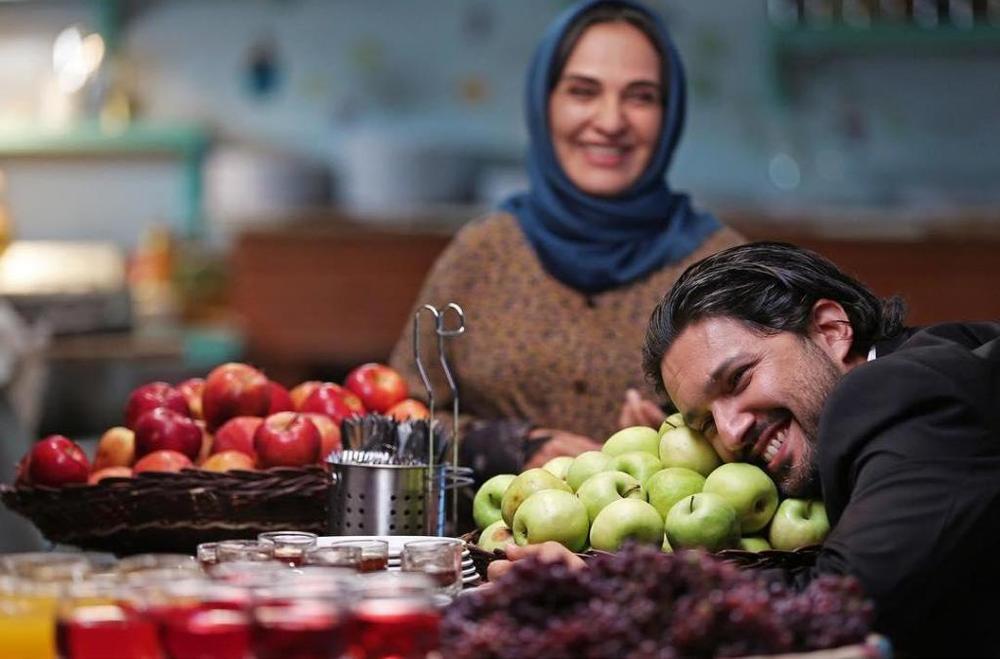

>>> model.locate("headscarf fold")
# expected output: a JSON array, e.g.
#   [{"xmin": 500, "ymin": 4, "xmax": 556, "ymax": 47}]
[{"xmin": 501, "ymin": 0, "xmax": 720, "ymax": 295}]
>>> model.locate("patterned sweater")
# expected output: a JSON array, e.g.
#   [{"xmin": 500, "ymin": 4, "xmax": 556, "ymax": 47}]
[{"xmin": 389, "ymin": 211, "xmax": 744, "ymax": 443}]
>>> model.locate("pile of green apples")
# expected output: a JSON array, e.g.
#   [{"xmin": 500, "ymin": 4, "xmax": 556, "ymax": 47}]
[{"xmin": 472, "ymin": 414, "xmax": 830, "ymax": 555}]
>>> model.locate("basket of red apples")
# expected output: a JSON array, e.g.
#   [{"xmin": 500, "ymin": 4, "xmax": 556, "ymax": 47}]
[
  {"xmin": 465, "ymin": 414, "xmax": 826, "ymax": 579},
  {"xmin": 1, "ymin": 361, "xmax": 429, "ymax": 555}
]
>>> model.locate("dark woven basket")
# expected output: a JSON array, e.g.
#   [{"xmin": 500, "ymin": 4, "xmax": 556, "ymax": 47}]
[
  {"xmin": 1, "ymin": 466, "xmax": 330, "ymax": 556},
  {"xmin": 462, "ymin": 530, "xmax": 820, "ymax": 581}
]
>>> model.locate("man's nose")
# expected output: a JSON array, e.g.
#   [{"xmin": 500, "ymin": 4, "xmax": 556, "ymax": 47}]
[{"xmin": 710, "ymin": 401, "xmax": 754, "ymax": 459}]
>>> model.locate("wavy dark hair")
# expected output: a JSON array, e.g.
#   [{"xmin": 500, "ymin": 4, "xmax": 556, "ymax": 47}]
[{"xmin": 642, "ymin": 241, "xmax": 907, "ymax": 395}]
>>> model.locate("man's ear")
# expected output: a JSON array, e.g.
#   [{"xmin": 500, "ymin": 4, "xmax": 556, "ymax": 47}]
[{"xmin": 808, "ymin": 299, "xmax": 857, "ymax": 368}]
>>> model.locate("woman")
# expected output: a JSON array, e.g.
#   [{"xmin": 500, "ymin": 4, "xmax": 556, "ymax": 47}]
[{"xmin": 389, "ymin": 0, "xmax": 743, "ymax": 478}]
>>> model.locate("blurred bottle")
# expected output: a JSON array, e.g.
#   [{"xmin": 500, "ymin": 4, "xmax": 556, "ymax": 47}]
[
  {"xmin": 879, "ymin": 0, "xmax": 913, "ymax": 22},
  {"xmin": 843, "ymin": 0, "xmax": 878, "ymax": 25},
  {"xmin": 129, "ymin": 224, "xmax": 179, "ymax": 330},
  {"xmin": 0, "ymin": 170, "xmax": 12, "ymax": 256},
  {"xmin": 803, "ymin": 0, "xmax": 837, "ymax": 25},
  {"xmin": 949, "ymin": 0, "xmax": 977, "ymax": 25},
  {"xmin": 911, "ymin": 0, "xmax": 944, "ymax": 25}
]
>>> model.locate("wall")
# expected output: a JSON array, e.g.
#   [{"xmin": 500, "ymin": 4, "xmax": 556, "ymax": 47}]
[{"xmin": 0, "ymin": 0, "xmax": 998, "ymax": 248}]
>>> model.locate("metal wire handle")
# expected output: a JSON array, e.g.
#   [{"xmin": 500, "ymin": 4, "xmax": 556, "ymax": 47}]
[{"xmin": 435, "ymin": 303, "xmax": 465, "ymax": 528}]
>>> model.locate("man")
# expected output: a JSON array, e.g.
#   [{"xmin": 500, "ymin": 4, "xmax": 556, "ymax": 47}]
[{"xmin": 492, "ymin": 242, "xmax": 1000, "ymax": 657}]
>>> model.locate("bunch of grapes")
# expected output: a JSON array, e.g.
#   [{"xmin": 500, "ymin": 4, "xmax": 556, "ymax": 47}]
[{"xmin": 442, "ymin": 543, "xmax": 874, "ymax": 658}]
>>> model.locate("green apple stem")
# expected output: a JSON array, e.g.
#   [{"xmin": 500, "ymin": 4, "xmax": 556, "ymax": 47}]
[
  {"xmin": 689, "ymin": 496, "xmax": 696, "ymax": 513},
  {"xmin": 623, "ymin": 485, "xmax": 642, "ymax": 498}
]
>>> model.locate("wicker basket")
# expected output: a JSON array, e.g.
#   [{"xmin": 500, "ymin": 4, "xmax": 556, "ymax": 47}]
[
  {"xmin": 0, "ymin": 466, "xmax": 330, "ymax": 556},
  {"xmin": 462, "ymin": 529, "xmax": 820, "ymax": 581}
]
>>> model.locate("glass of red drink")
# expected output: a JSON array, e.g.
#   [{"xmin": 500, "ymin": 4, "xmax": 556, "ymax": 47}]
[
  {"xmin": 400, "ymin": 539, "xmax": 464, "ymax": 597},
  {"xmin": 351, "ymin": 572, "xmax": 442, "ymax": 659},
  {"xmin": 56, "ymin": 583, "xmax": 160, "ymax": 659},
  {"xmin": 252, "ymin": 595, "xmax": 350, "ymax": 659},
  {"xmin": 327, "ymin": 540, "xmax": 388, "ymax": 573},
  {"xmin": 258, "ymin": 531, "xmax": 318, "ymax": 567}
]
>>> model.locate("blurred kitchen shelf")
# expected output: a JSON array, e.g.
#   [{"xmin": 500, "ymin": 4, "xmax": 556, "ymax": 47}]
[
  {"xmin": 767, "ymin": 23, "xmax": 1000, "ymax": 101},
  {"xmin": 0, "ymin": 121, "xmax": 209, "ymax": 238}
]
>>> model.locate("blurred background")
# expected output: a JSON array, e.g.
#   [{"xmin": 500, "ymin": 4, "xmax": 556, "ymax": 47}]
[{"xmin": 0, "ymin": 0, "xmax": 998, "ymax": 445}]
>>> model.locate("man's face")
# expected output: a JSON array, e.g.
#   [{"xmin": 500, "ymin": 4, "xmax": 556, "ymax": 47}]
[{"xmin": 660, "ymin": 317, "xmax": 845, "ymax": 497}]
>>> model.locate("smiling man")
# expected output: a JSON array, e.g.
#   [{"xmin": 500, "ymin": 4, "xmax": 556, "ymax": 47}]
[{"xmin": 641, "ymin": 241, "xmax": 1000, "ymax": 656}]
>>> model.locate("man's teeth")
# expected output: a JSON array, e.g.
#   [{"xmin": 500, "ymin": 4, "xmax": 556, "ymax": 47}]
[{"xmin": 763, "ymin": 428, "xmax": 787, "ymax": 462}]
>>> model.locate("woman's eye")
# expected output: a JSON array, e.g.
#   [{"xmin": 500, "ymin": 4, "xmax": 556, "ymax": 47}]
[{"xmin": 567, "ymin": 86, "xmax": 597, "ymax": 99}]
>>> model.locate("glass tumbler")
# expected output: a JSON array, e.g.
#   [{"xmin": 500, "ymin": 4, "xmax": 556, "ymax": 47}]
[
  {"xmin": 351, "ymin": 572, "xmax": 442, "ymax": 659},
  {"xmin": 215, "ymin": 540, "xmax": 275, "ymax": 564},
  {"xmin": 400, "ymin": 539, "xmax": 463, "ymax": 597},
  {"xmin": 257, "ymin": 531, "xmax": 318, "ymax": 567},
  {"xmin": 328, "ymin": 539, "xmax": 389, "ymax": 573}
]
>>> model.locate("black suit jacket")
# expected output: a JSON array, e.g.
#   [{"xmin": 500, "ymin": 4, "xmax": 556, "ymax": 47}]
[{"xmin": 814, "ymin": 322, "xmax": 1000, "ymax": 657}]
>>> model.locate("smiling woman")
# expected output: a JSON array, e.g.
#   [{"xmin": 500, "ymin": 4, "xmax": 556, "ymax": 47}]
[{"xmin": 388, "ymin": 0, "xmax": 744, "ymax": 516}]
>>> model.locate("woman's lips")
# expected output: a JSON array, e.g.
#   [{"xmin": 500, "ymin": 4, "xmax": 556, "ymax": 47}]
[{"xmin": 579, "ymin": 143, "xmax": 631, "ymax": 167}]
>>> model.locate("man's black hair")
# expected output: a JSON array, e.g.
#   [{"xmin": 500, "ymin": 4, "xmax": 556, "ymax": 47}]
[{"xmin": 642, "ymin": 241, "xmax": 907, "ymax": 394}]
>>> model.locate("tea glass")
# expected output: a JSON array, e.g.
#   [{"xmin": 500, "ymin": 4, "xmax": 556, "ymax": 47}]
[
  {"xmin": 400, "ymin": 539, "xmax": 463, "ymax": 597},
  {"xmin": 303, "ymin": 545, "xmax": 363, "ymax": 570},
  {"xmin": 257, "ymin": 531, "xmax": 318, "ymax": 567},
  {"xmin": 215, "ymin": 540, "xmax": 275, "ymax": 563},
  {"xmin": 327, "ymin": 539, "xmax": 389, "ymax": 573},
  {"xmin": 351, "ymin": 572, "xmax": 442, "ymax": 659}
]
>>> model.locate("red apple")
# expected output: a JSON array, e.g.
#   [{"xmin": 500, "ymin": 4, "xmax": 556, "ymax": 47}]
[
  {"xmin": 304, "ymin": 413, "xmax": 342, "ymax": 463},
  {"xmin": 26, "ymin": 435, "xmax": 90, "ymax": 487},
  {"xmin": 344, "ymin": 363, "xmax": 408, "ymax": 413},
  {"xmin": 177, "ymin": 377, "xmax": 205, "ymax": 420},
  {"xmin": 92, "ymin": 426, "xmax": 135, "ymax": 471},
  {"xmin": 201, "ymin": 450, "xmax": 256, "ymax": 473},
  {"xmin": 124, "ymin": 382, "xmax": 190, "ymax": 429},
  {"xmin": 300, "ymin": 383, "xmax": 366, "ymax": 425},
  {"xmin": 267, "ymin": 380, "xmax": 294, "ymax": 414},
  {"xmin": 134, "ymin": 408, "xmax": 204, "ymax": 461},
  {"xmin": 88, "ymin": 466, "xmax": 133, "ymax": 484},
  {"xmin": 133, "ymin": 450, "xmax": 193, "ymax": 474},
  {"xmin": 254, "ymin": 412, "xmax": 320, "ymax": 468},
  {"xmin": 386, "ymin": 398, "xmax": 431, "ymax": 421},
  {"xmin": 289, "ymin": 381, "xmax": 323, "ymax": 410},
  {"xmin": 202, "ymin": 363, "xmax": 271, "ymax": 432},
  {"xmin": 211, "ymin": 416, "xmax": 263, "ymax": 460}
]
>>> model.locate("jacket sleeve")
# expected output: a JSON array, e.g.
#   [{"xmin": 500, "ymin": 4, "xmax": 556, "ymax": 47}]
[{"xmin": 813, "ymin": 348, "xmax": 1000, "ymax": 653}]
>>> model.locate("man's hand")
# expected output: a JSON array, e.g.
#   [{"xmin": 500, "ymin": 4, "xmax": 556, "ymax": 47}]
[
  {"xmin": 617, "ymin": 388, "xmax": 666, "ymax": 429},
  {"xmin": 486, "ymin": 541, "xmax": 587, "ymax": 582},
  {"xmin": 524, "ymin": 429, "xmax": 602, "ymax": 469}
]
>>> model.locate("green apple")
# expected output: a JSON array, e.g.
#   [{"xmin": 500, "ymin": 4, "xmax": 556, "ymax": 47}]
[
  {"xmin": 566, "ymin": 451, "xmax": 612, "ymax": 492},
  {"xmin": 768, "ymin": 499, "xmax": 830, "ymax": 551},
  {"xmin": 739, "ymin": 536, "xmax": 771, "ymax": 552},
  {"xmin": 702, "ymin": 463, "xmax": 779, "ymax": 534},
  {"xmin": 575, "ymin": 470, "xmax": 644, "ymax": 523},
  {"xmin": 589, "ymin": 498, "xmax": 664, "ymax": 552},
  {"xmin": 472, "ymin": 473, "xmax": 516, "ymax": 530},
  {"xmin": 664, "ymin": 493, "xmax": 740, "ymax": 552},
  {"xmin": 645, "ymin": 467, "xmax": 706, "ymax": 520},
  {"xmin": 477, "ymin": 519, "xmax": 514, "ymax": 553},
  {"xmin": 511, "ymin": 489, "xmax": 589, "ymax": 552},
  {"xmin": 658, "ymin": 412, "xmax": 686, "ymax": 435},
  {"xmin": 541, "ymin": 456, "xmax": 574, "ymax": 481},
  {"xmin": 658, "ymin": 426, "xmax": 721, "ymax": 477},
  {"xmin": 602, "ymin": 426, "xmax": 660, "ymax": 458},
  {"xmin": 500, "ymin": 468, "xmax": 572, "ymax": 527},
  {"xmin": 607, "ymin": 451, "xmax": 662, "ymax": 487}
]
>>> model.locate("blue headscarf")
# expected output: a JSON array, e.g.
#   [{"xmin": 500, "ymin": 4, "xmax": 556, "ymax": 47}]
[{"xmin": 500, "ymin": 0, "xmax": 720, "ymax": 295}]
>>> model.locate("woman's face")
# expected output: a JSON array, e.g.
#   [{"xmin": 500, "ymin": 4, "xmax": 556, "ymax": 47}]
[{"xmin": 548, "ymin": 21, "xmax": 664, "ymax": 197}]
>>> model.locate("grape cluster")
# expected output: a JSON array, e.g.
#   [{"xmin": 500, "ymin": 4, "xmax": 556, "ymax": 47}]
[{"xmin": 442, "ymin": 544, "xmax": 874, "ymax": 658}]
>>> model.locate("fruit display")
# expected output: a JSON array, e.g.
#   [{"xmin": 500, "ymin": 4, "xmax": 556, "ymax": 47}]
[
  {"xmin": 10, "ymin": 361, "xmax": 414, "ymax": 485},
  {"xmin": 471, "ymin": 417, "xmax": 830, "ymax": 555},
  {"xmin": 443, "ymin": 543, "xmax": 875, "ymax": 658}
]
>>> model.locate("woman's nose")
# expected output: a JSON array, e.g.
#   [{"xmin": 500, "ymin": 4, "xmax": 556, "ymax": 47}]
[{"xmin": 592, "ymin": 95, "xmax": 627, "ymax": 134}]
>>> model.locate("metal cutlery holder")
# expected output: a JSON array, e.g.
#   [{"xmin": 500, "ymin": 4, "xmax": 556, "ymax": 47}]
[
  {"xmin": 326, "ymin": 301, "xmax": 473, "ymax": 536},
  {"xmin": 327, "ymin": 457, "xmax": 470, "ymax": 536}
]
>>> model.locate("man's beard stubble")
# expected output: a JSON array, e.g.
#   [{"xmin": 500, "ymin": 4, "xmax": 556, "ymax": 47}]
[{"xmin": 777, "ymin": 339, "xmax": 844, "ymax": 498}]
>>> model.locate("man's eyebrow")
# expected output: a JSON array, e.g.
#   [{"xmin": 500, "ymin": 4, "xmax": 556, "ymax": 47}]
[{"xmin": 703, "ymin": 355, "xmax": 746, "ymax": 397}]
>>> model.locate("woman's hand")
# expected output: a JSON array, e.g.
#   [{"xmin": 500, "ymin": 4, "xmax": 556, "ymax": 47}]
[
  {"xmin": 486, "ymin": 541, "xmax": 587, "ymax": 582},
  {"xmin": 524, "ymin": 429, "xmax": 602, "ymax": 469},
  {"xmin": 617, "ymin": 388, "xmax": 666, "ymax": 429}
]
